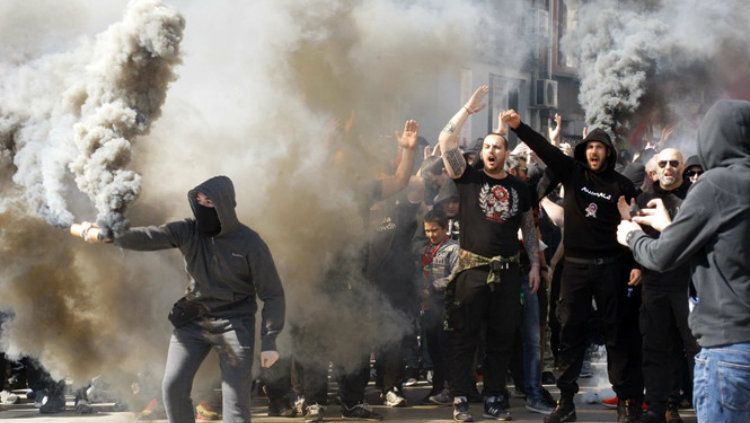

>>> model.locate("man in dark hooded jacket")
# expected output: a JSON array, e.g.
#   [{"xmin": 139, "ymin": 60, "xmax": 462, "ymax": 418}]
[
  {"xmin": 502, "ymin": 110, "xmax": 643, "ymax": 423},
  {"xmin": 84, "ymin": 175, "xmax": 285, "ymax": 423},
  {"xmin": 618, "ymin": 99, "xmax": 750, "ymax": 423}
]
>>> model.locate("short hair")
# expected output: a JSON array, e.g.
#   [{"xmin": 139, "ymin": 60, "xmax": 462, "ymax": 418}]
[
  {"xmin": 504, "ymin": 154, "xmax": 526, "ymax": 172},
  {"xmin": 424, "ymin": 208, "xmax": 448, "ymax": 229},
  {"xmin": 484, "ymin": 132, "xmax": 509, "ymax": 150}
]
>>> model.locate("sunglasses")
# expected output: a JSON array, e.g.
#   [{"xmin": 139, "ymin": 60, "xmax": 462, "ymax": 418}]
[
  {"xmin": 686, "ymin": 170, "xmax": 703, "ymax": 177},
  {"xmin": 657, "ymin": 160, "xmax": 680, "ymax": 168}
]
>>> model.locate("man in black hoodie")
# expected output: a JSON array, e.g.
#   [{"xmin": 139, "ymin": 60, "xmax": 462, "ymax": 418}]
[
  {"xmin": 618, "ymin": 100, "xmax": 750, "ymax": 423},
  {"xmin": 78, "ymin": 176, "xmax": 286, "ymax": 423},
  {"xmin": 502, "ymin": 110, "xmax": 643, "ymax": 423}
]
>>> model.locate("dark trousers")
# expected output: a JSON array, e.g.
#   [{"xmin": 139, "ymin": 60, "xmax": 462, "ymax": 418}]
[
  {"xmin": 423, "ymin": 294, "xmax": 449, "ymax": 394},
  {"xmin": 447, "ymin": 266, "xmax": 521, "ymax": 398},
  {"xmin": 375, "ymin": 335, "xmax": 407, "ymax": 393},
  {"xmin": 509, "ymin": 328, "xmax": 525, "ymax": 393},
  {"xmin": 555, "ymin": 257, "xmax": 643, "ymax": 400},
  {"xmin": 262, "ymin": 357, "xmax": 292, "ymax": 406},
  {"xmin": 548, "ymin": 261, "xmax": 564, "ymax": 364},
  {"xmin": 640, "ymin": 287, "xmax": 699, "ymax": 411},
  {"xmin": 290, "ymin": 354, "xmax": 370, "ymax": 408}
]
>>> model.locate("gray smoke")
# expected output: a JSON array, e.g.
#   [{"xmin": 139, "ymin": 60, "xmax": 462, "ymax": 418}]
[
  {"xmin": 563, "ymin": 0, "xmax": 750, "ymax": 146},
  {"xmin": 0, "ymin": 0, "xmax": 184, "ymax": 234},
  {"xmin": 0, "ymin": 0, "xmax": 537, "ymax": 396}
]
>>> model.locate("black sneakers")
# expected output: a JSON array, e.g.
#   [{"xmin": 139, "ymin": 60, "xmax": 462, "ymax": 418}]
[
  {"xmin": 341, "ymin": 403, "xmax": 383, "ymax": 421},
  {"xmin": 544, "ymin": 398, "xmax": 577, "ymax": 423},
  {"xmin": 453, "ymin": 396, "xmax": 473, "ymax": 422},
  {"xmin": 39, "ymin": 393, "xmax": 66, "ymax": 414},
  {"xmin": 483, "ymin": 396, "xmax": 512, "ymax": 421}
]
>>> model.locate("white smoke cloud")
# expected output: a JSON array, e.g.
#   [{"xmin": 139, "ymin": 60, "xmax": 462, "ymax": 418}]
[{"xmin": 0, "ymin": 0, "xmax": 183, "ymax": 233}]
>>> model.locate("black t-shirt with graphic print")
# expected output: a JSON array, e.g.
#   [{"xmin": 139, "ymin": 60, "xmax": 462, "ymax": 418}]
[{"xmin": 455, "ymin": 166, "xmax": 530, "ymax": 258}]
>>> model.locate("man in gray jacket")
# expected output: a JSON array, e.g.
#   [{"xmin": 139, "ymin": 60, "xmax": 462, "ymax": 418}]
[{"xmin": 83, "ymin": 175, "xmax": 285, "ymax": 423}]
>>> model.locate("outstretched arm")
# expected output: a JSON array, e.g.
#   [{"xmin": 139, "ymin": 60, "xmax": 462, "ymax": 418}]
[
  {"xmin": 547, "ymin": 113, "xmax": 562, "ymax": 146},
  {"xmin": 502, "ymin": 109, "xmax": 575, "ymax": 181},
  {"xmin": 381, "ymin": 120, "xmax": 419, "ymax": 199},
  {"xmin": 439, "ymin": 85, "xmax": 488, "ymax": 179}
]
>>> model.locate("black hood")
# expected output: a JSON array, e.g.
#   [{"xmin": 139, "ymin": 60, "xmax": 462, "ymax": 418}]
[
  {"xmin": 684, "ymin": 155, "xmax": 702, "ymax": 170},
  {"xmin": 696, "ymin": 99, "xmax": 750, "ymax": 170},
  {"xmin": 621, "ymin": 162, "xmax": 646, "ymax": 187},
  {"xmin": 574, "ymin": 128, "xmax": 618, "ymax": 171},
  {"xmin": 188, "ymin": 175, "xmax": 240, "ymax": 236}
]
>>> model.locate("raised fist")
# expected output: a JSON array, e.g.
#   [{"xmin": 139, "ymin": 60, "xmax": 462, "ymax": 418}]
[{"xmin": 500, "ymin": 109, "xmax": 521, "ymax": 129}]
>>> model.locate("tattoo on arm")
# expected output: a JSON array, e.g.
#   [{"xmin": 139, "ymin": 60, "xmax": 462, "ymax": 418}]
[
  {"xmin": 521, "ymin": 211, "xmax": 540, "ymax": 266},
  {"xmin": 443, "ymin": 148, "xmax": 466, "ymax": 178},
  {"xmin": 442, "ymin": 121, "xmax": 456, "ymax": 135}
]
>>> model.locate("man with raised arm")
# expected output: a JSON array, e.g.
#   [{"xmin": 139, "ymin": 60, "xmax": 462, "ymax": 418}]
[
  {"xmin": 439, "ymin": 86, "xmax": 540, "ymax": 422},
  {"xmin": 501, "ymin": 111, "xmax": 643, "ymax": 423}
]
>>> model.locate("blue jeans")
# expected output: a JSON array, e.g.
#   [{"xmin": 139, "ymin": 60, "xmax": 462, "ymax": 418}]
[
  {"xmin": 694, "ymin": 342, "xmax": 750, "ymax": 423},
  {"xmin": 521, "ymin": 277, "xmax": 543, "ymax": 401},
  {"xmin": 162, "ymin": 316, "xmax": 255, "ymax": 423}
]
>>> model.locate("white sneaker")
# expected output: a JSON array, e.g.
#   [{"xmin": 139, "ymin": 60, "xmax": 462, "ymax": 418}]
[
  {"xmin": 384, "ymin": 389, "xmax": 407, "ymax": 407},
  {"xmin": 0, "ymin": 390, "xmax": 19, "ymax": 405}
]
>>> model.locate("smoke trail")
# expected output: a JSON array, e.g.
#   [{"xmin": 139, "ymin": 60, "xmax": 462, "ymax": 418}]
[
  {"xmin": 0, "ymin": 0, "xmax": 184, "ymax": 234},
  {"xmin": 68, "ymin": 0, "xmax": 184, "ymax": 235},
  {"xmin": 568, "ymin": 0, "xmax": 666, "ymax": 132},
  {"xmin": 562, "ymin": 0, "xmax": 750, "ymax": 143},
  {"xmin": 0, "ymin": 0, "xmax": 185, "ymax": 394}
]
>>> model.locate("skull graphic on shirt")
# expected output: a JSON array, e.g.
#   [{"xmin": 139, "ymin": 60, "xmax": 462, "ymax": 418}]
[{"xmin": 479, "ymin": 183, "xmax": 519, "ymax": 222}]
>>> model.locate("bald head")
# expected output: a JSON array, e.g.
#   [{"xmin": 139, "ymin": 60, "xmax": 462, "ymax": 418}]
[{"xmin": 655, "ymin": 148, "xmax": 685, "ymax": 190}]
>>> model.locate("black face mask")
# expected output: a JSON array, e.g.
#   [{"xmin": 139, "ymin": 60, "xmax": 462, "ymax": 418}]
[{"xmin": 195, "ymin": 204, "xmax": 221, "ymax": 236}]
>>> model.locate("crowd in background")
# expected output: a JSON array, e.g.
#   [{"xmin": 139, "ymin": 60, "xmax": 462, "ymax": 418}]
[{"xmin": 1, "ymin": 91, "xmax": 748, "ymax": 423}]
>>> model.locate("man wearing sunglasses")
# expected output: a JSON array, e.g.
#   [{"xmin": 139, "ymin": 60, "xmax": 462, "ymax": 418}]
[
  {"xmin": 635, "ymin": 149, "xmax": 698, "ymax": 423},
  {"xmin": 618, "ymin": 100, "xmax": 750, "ymax": 423}
]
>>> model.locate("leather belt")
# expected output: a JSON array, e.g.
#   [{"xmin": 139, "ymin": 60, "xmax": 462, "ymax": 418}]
[{"xmin": 565, "ymin": 256, "xmax": 619, "ymax": 265}]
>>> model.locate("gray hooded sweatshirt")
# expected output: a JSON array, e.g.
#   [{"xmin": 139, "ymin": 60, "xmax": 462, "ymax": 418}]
[
  {"xmin": 628, "ymin": 100, "xmax": 750, "ymax": 347},
  {"xmin": 115, "ymin": 176, "xmax": 285, "ymax": 351}
]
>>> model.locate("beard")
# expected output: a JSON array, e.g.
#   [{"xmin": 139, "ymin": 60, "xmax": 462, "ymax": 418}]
[{"xmin": 659, "ymin": 174, "xmax": 677, "ymax": 186}]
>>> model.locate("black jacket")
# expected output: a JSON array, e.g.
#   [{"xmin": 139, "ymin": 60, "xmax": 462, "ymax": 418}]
[
  {"xmin": 115, "ymin": 176, "xmax": 286, "ymax": 350},
  {"xmin": 512, "ymin": 123, "xmax": 637, "ymax": 259},
  {"xmin": 637, "ymin": 182, "xmax": 691, "ymax": 291},
  {"xmin": 628, "ymin": 100, "xmax": 750, "ymax": 347}
]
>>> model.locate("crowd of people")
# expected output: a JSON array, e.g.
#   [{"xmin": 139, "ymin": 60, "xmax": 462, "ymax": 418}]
[{"xmin": 1, "ymin": 90, "xmax": 748, "ymax": 423}]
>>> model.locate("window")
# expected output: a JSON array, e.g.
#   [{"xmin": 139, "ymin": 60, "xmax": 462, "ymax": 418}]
[{"xmin": 553, "ymin": 0, "xmax": 579, "ymax": 74}]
